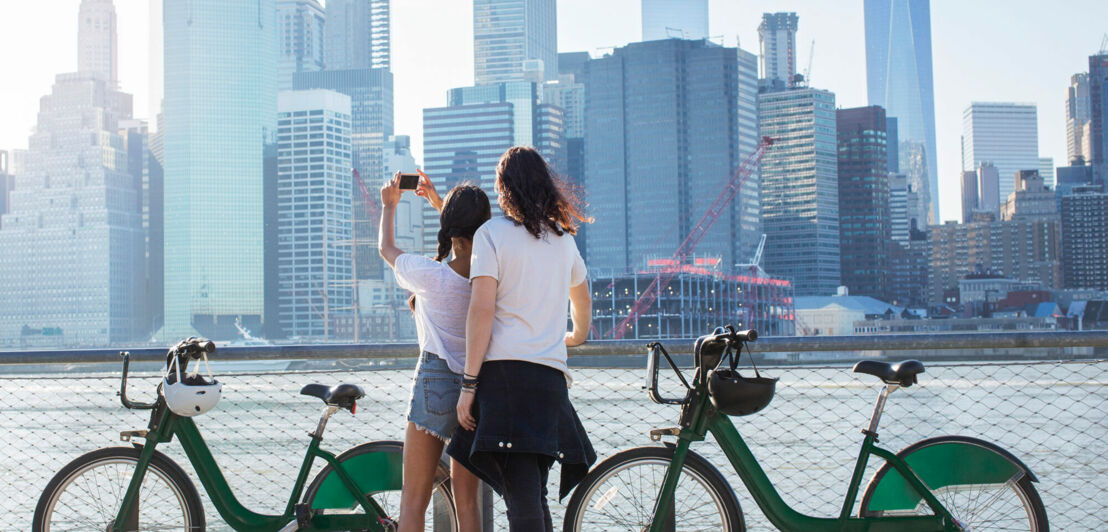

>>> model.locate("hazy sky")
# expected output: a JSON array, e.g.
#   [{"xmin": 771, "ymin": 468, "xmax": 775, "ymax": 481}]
[{"xmin": 2, "ymin": 0, "xmax": 1105, "ymax": 223}]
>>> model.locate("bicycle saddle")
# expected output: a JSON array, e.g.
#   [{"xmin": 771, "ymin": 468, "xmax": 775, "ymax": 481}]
[
  {"xmin": 852, "ymin": 360, "xmax": 924, "ymax": 387},
  {"xmin": 300, "ymin": 383, "xmax": 365, "ymax": 410}
]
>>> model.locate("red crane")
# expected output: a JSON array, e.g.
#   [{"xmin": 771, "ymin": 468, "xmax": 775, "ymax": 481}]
[
  {"xmin": 609, "ymin": 136, "xmax": 774, "ymax": 339},
  {"xmin": 352, "ymin": 169, "xmax": 381, "ymax": 226}
]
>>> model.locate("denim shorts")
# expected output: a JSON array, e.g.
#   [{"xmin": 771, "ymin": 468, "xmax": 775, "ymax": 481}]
[{"xmin": 406, "ymin": 351, "xmax": 462, "ymax": 441}]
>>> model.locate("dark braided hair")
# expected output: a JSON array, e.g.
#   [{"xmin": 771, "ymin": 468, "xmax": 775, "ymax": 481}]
[
  {"xmin": 495, "ymin": 146, "xmax": 590, "ymax": 239},
  {"xmin": 409, "ymin": 183, "xmax": 491, "ymax": 311}
]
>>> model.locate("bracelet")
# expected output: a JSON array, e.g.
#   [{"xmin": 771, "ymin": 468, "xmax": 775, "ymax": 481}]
[
  {"xmin": 463, "ymin": 372, "xmax": 479, "ymax": 379},
  {"xmin": 461, "ymin": 376, "xmax": 479, "ymax": 387},
  {"xmin": 460, "ymin": 387, "xmax": 476, "ymax": 394}
]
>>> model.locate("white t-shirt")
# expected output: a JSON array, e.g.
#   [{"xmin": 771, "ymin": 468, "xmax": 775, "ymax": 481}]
[
  {"xmin": 392, "ymin": 253, "xmax": 471, "ymax": 373},
  {"xmin": 469, "ymin": 217, "xmax": 587, "ymax": 379}
]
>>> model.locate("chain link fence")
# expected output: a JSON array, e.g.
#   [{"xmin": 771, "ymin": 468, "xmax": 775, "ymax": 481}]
[{"xmin": 2, "ymin": 354, "xmax": 1105, "ymax": 530}]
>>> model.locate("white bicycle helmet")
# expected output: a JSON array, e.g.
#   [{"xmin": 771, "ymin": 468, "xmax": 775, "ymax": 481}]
[{"xmin": 161, "ymin": 343, "xmax": 222, "ymax": 417}]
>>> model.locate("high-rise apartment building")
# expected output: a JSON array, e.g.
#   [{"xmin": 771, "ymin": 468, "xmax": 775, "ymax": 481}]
[
  {"xmin": 422, "ymin": 81, "xmax": 565, "ymax": 251},
  {"xmin": 928, "ymin": 219, "xmax": 1061, "ymax": 304},
  {"xmin": 162, "ymin": 0, "xmax": 277, "ymax": 340},
  {"xmin": 276, "ymin": 90, "xmax": 354, "ymax": 339},
  {"xmin": 837, "ymin": 106, "xmax": 891, "ymax": 301},
  {"xmin": 864, "ymin": 0, "xmax": 938, "ymax": 222},
  {"xmin": 760, "ymin": 87, "xmax": 840, "ymax": 296},
  {"xmin": 276, "ymin": 0, "xmax": 325, "ymax": 91},
  {"xmin": 962, "ymin": 102, "xmax": 1040, "ymax": 203},
  {"xmin": 1061, "ymin": 190, "xmax": 1108, "ymax": 290},
  {"xmin": 889, "ymin": 172, "xmax": 909, "ymax": 241},
  {"xmin": 0, "ymin": 70, "xmax": 141, "ymax": 347},
  {"xmin": 1000, "ymin": 170, "xmax": 1058, "ymax": 222},
  {"xmin": 294, "ymin": 68, "xmax": 394, "ymax": 281},
  {"xmin": 474, "ymin": 0, "xmax": 557, "ymax": 84},
  {"xmin": 325, "ymin": 0, "xmax": 391, "ymax": 70},
  {"xmin": 1089, "ymin": 54, "xmax": 1108, "ymax": 180},
  {"xmin": 1066, "ymin": 72, "xmax": 1091, "ymax": 162},
  {"xmin": 583, "ymin": 39, "xmax": 755, "ymax": 273},
  {"xmin": 758, "ymin": 12, "xmax": 798, "ymax": 90},
  {"xmin": 78, "ymin": 0, "xmax": 117, "ymax": 83},
  {"xmin": 641, "ymin": 0, "xmax": 708, "ymax": 41}
]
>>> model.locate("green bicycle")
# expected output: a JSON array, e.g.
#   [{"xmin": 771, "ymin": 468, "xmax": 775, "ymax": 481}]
[
  {"xmin": 564, "ymin": 326, "xmax": 1048, "ymax": 531},
  {"xmin": 33, "ymin": 338, "xmax": 458, "ymax": 532}
]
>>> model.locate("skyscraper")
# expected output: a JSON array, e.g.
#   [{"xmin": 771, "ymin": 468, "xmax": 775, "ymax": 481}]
[
  {"xmin": 422, "ymin": 81, "xmax": 565, "ymax": 251},
  {"xmin": 1089, "ymin": 54, "xmax": 1108, "ymax": 179},
  {"xmin": 1039, "ymin": 157, "xmax": 1055, "ymax": 188},
  {"xmin": 473, "ymin": 0, "xmax": 557, "ymax": 84},
  {"xmin": 78, "ymin": 0, "xmax": 117, "ymax": 83},
  {"xmin": 962, "ymin": 102, "xmax": 1040, "ymax": 204},
  {"xmin": 162, "ymin": 0, "xmax": 277, "ymax": 340},
  {"xmin": 759, "ymin": 87, "xmax": 840, "ymax": 296},
  {"xmin": 276, "ymin": 90, "xmax": 354, "ymax": 339},
  {"xmin": 1061, "ymin": 189, "xmax": 1108, "ymax": 290},
  {"xmin": 641, "ymin": 0, "xmax": 708, "ymax": 41},
  {"xmin": 0, "ymin": 151, "xmax": 11, "ymax": 227},
  {"xmin": 325, "ymin": 0, "xmax": 391, "ymax": 70},
  {"xmin": 864, "ymin": 0, "xmax": 938, "ymax": 223},
  {"xmin": 758, "ymin": 12, "xmax": 798, "ymax": 90},
  {"xmin": 0, "ymin": 72, "xmax": 141, "ymax": 346},
  {"xmin": 736, "ymin": 46, "xmax": 762, "ymax": 261},
  {"xmin": 583, "ymin": 39, "xmax": 753, "ymax": 273},
  {"xmin": 120, "ymin": 119, "xmax": 164, "ymax": 338},
  {"xmin": 961, "ymin": 170, "xmax": 978, "ymax": 223},
  {"xmin": 976, "ymin": 162, "xmax": 1001, "ymax": 215},
  {"xmin": 837, "ymin": 106, "xmax": 891, "ymax": 301},
  {"xmin": 1066, "ymin": 72, "xmax": 1092, "ymax": 163},
  {"xmin": 276, "ymin": 0, "xmax": 325, "ymax": 91}
]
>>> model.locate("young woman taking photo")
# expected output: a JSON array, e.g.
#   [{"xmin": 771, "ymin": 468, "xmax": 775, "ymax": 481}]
[
  {"xmin": 378, "ymin": 171, "xmax": 489, "ymax": 532},
  {"xmin": 447, "ymin": 146, "xmax": 596, "ymax": 531}
]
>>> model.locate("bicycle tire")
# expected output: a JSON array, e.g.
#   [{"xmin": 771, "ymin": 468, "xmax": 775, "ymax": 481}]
[
  {"xmin": 859, "ymin": 436, "xmax": 1048, "ymax": 531},
  {"xmin": 564, "ymin": 445, "xmax": 744, "ymax": 532},
  {"xmin": 33, "ymin": 446, "xmax": 205, "ymax": 532},
  {"xmin": 302, "ymin": 440, "xmax": 458, "ymax": 532}
]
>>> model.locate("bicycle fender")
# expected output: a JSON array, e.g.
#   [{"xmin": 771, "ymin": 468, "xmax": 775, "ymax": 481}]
[{"xmin": 863, "ymin": 435, "xmax": 1037, "ymax": 513}]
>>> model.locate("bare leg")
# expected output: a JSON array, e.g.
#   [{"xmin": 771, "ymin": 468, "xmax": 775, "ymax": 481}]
[
  {"xmin": 399, "ymin": 422, "xmax": 445, "ymax": 532},
  {"xmin": 451, "ymin": 457, "xmax": 482, "ymax": 532}
]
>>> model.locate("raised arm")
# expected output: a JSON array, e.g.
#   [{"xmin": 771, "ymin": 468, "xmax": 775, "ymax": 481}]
[
  {"xmin": 378, "ymin": 172, "xmax": 404, "ymax": 267},
  {"xmin": 565, "ymin": 280, "xmax": 592, "ymax": 347}
]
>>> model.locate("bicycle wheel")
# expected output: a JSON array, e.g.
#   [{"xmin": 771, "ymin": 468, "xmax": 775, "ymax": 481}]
[
  {"xmin": 859, "ymin": 436, "xmax": 1048, "ymax": 531},
  {"xmin": 33, "ymin": 446, "xmax": 205, "ymax": 532},
  {"xmin": 564, "ymin": 446, "xmax": 744, "ymax": 532},
  {"xmin": 302, "ymin": 440, "xmax": 458, "ymax": 532}
]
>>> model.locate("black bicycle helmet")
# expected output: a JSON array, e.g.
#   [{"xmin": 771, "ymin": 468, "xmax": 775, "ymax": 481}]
[{"xmin": 707, "ymin": 329, "xmax": 777, "ymax": 416}]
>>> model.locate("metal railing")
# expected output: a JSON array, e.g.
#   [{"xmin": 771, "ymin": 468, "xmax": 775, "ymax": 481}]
[{"xmin": 2, "ymin": 331, "xmax": 1106, "ymax": 531}]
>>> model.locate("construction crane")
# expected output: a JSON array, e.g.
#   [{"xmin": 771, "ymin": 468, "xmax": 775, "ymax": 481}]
[
  {"xmin": 804, "ymin": 39, "xmax": 815, "ymax": 84},
  {"xmin": 609, "ymin": 136, "xmax": 775, "ymax": 339}
]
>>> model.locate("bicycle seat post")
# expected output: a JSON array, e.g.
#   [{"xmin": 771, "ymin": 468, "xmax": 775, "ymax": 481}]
[
  {"xmin": 864, "ymin": 383, "xmax": 898, "ymax": 440},
  {"xmin": 309, "ymin": 405, "xmax": 340, "ymax": 440}
]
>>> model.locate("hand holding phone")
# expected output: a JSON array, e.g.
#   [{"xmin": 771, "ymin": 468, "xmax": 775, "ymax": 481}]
[{"xmin": 398, "ymin": 173, "xmax": 420, "ymax": 190}]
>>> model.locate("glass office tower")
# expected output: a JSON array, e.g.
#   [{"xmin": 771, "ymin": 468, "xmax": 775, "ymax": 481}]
[
  {"xmin": 162, "ymin": 0, "xmax": 277, "ymax": 340},
  {"xmin": 864, "ymin": 0, "xmax": 938, "ymax": 223},
  {"xmin": 473, "ymin": 0, "xmax": 557, "ymax": 84}
]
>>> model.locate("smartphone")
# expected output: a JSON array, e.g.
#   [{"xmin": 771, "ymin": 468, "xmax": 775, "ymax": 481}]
[{"xmin": 398, "ymin": 173, "xmax": 420, "ymax": 190}]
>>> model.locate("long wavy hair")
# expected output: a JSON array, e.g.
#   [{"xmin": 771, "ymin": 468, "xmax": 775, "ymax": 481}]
[
  {"xmin": 409, "ymin": 183, "xmax": 491, "ymax": 311},
  {"xmin": 495, "ymin": 146, "xmax": 590, "ymax": 239}
]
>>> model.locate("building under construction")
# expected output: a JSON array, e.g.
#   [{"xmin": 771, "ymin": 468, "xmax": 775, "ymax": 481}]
[{"xmin": 592, "ymin": 259, "xmax": 796, "ymax": 340}]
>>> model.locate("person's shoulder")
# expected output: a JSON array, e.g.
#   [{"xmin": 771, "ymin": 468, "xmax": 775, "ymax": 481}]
[
  {"xmin": 396, "ymin": 252, "xmax": 441, "ymax": 271},
  {"xmin": 477, "ymin": 216, "xmax": 517, "ymax": 237}
]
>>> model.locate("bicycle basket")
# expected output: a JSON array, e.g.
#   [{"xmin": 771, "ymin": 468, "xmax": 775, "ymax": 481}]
[{"xmin": 708, "ymin": 342, "xmax": 776, "ymax": 416}]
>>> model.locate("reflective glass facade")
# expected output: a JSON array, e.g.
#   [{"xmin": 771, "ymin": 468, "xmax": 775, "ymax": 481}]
[
  {"xmin": 473, "ymin": 0, "xmax": 557, "ymax": 84},
  {"xmin": 276, "ymin": 90, "xmax": 354, "ymax": 339},
  {"xmin": 276, "ymin": 0, "xmax": 325, "ymax": 91},
  {"xmin": 584, "ymin": 39, "xmax": 754, "ymax": 274},
  {"xmin": 864, "ymin": 0, "xmax": 938, "ymax": 222},
  {"xmin": 162, "ymin": 0, "xmax": 277, "ymax": 340},
  {"xmin": 837, "ymin": 106, "xmax": 891, "ymax": 301},
  {"xmin": 324, "ymin": 0, "xmax": 391, "ymax": 70},
  {"xmin": 759, "ymin": 88, "xmax": 841, "ymax": 296},
  {"xmin": 961, "ymin": 102, "xmax": 1040, "ymax": 205}
]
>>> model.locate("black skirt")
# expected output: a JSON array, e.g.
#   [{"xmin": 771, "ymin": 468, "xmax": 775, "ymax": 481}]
[{"xmin": 446, "ymin": 360, "xmax": 596, "ymax": 500}]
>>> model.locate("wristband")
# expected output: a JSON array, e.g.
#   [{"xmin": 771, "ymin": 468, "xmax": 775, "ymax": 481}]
[
  {"xmin": 460, "ymin": 387, "xmax": 476, "ymax": 394},
  {"xmin": 461, "ymin": 376, "xmax": 479, "ymax": 387}
]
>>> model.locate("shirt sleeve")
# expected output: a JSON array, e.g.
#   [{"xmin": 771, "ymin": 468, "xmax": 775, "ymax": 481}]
[
  {"xmin": 570, "ymin": 240, "xmax": 587, "ymax": 286},
  {"xmin": 393, "ymin": 253, "xmax": 441, "ymax": 295},
  {"xmin": 469, "ymin": 223, "xmax": 499, "ymax": 281}
]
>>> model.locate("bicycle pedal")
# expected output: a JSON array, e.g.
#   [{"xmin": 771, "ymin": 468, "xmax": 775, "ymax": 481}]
[
  {"xmin": 649, "ymin": 427, "xmax": 681, "ymax": 441},
  {"xmin": 120, "ymin": 430, "xmax": 148, "ymax": 442},
  {"xmin": 295, "ymin": 503, "xmax": 314, "ymax": 528}
]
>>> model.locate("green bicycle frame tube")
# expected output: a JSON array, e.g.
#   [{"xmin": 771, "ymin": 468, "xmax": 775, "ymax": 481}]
[
  {"xmin": 645, "ymin": 388, "xmax": 958, "ymax": 532},
  {"xmin": 113, "ymin": 408, "xmax": 385, "ymax": 532}
]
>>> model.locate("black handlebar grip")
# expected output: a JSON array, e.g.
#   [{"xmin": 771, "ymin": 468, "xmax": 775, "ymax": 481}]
[
  {"xmin": 734, "ymin": 329, "xmax": 758, "ymax": 342},
  {"xmin": 200, "ymin": 339, "xmax": 215, "ymax": 353}
]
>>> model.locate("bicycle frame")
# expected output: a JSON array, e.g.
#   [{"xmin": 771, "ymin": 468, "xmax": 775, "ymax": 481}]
[
  {"xmin": 113, "ymin": 354, "xmax": 388, "ymax": 532},
  {"xmin": 645, "ymin": 340, "xmax": 963, "ymax": 532}
]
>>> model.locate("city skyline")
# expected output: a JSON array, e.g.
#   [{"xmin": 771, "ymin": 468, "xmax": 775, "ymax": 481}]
[{"xmin": 1, "ymin": 1, "xmax": 1105, "ymax": 223}]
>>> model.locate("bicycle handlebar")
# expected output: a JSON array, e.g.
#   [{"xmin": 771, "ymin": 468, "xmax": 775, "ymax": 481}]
[
  {"xmin": 644, "ymin": 326, "xmax": 758, "ymax": 405},
  {"xmin": 118, "ymin": 351, "xmax": 157, "ymax": 410}
]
